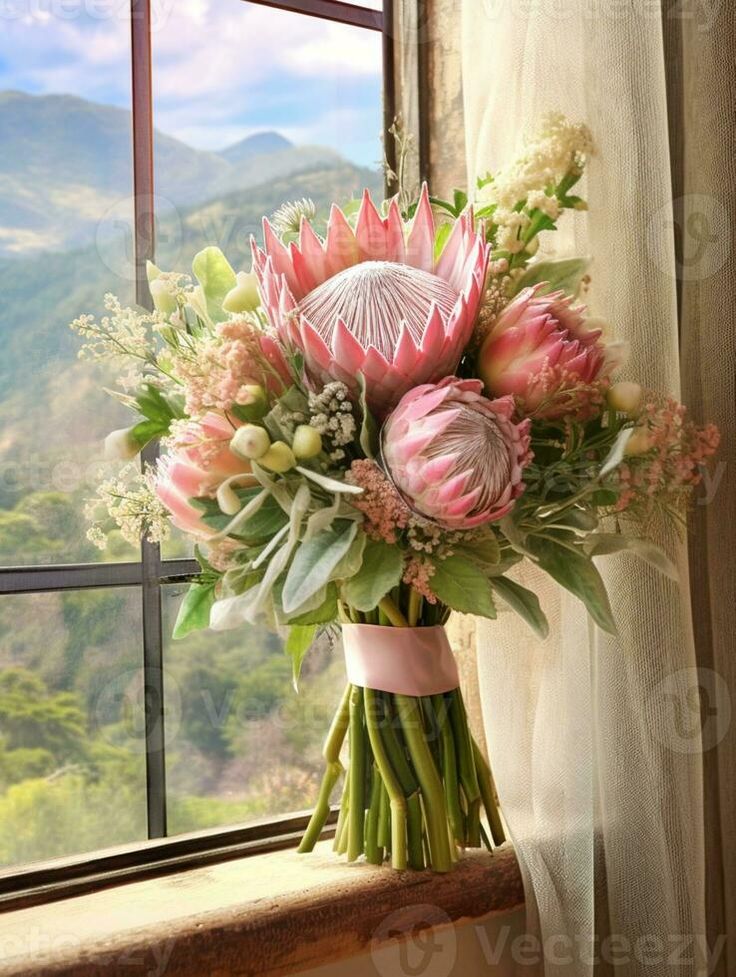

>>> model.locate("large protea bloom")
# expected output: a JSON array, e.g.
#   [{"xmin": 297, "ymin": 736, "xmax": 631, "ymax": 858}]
[
  {"xmin": 252, "ymin": 187, "xmax": 489, "ymax": 417},
  {"xmin": 478, "ymin": 285, "xmax": 624, "ymax": 419},
  {"xmin": 381, "ymin": 378, "xmax": 532, "ymax": 529}
]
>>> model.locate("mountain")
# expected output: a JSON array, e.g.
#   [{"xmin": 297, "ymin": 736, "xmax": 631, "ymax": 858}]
[
  {"xmin": 218, "ymin": 131, "xmax": 292, "ymax": 164},
  {"xmin": 0, "ymin": 92, "xmax": 343, "ymax": 257}
]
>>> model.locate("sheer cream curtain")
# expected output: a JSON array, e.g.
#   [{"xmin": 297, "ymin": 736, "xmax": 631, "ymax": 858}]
[{"xmin": 456, "ymin": 2, "xmax": 722, "ymax": 974}]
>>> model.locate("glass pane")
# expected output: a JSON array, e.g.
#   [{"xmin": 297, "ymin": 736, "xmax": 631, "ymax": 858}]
[
  {"xmin": 0, "ymin": 15, "xmax": 140, "ymax": 565},
  {"xmin": 0, "ymin": 589, "xmax": 147, "ymax": 869},
  {"xmin": 151, "ymin": 0, "xmax": 384, "ymax": 277},
  {"xmin": 162, "ymin": 585, "xmax": 345, "ymax": 835}
]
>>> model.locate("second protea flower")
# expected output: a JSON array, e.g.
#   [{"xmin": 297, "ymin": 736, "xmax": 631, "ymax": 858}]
[
  {"xmin": 381, "ymin": 378, "xmax": 532, "ymax": 529},
  {"xmin": 478, "ymin": 285, "xmax": 625, "ymax": 419},
  {"xmin": 252, "ymin": 187, "xmax": 489, "ymax": 417}
]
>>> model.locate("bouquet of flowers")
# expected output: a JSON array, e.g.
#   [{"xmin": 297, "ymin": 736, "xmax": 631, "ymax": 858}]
[{"xmin": 74, "ymin": 116, "xmax": 719, "ymax": 873}]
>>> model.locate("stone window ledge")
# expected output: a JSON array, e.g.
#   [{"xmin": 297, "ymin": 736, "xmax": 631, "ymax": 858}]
[{"xmin": 0, "ymin": 843, "xmax": 523, "ymax": 977}]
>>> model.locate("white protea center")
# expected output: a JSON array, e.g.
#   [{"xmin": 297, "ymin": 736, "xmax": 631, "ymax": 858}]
[
  {"xmin": 425, "ymin": 404, "xmax": 514, "ymax": 514},
  {"xmin": 297, "ymin": 261, "xmax": 460, "ymax": 360}
]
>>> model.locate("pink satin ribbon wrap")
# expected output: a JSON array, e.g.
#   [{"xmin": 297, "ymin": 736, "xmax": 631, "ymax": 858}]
[{"xmin": 341, "ymin": 624, "xmax": 460, "ymax": 696}]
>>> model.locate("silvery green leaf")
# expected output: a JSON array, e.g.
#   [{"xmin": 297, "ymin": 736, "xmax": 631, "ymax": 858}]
[
  {"xmin": 357, "ymin": 373, "xmax": 379, "ymax": 459},
  {"xmin": 282, "ymin": 520, "xmax": 358, "ymax": 614},
  {"xmin": 252, "ymin": 523, "xmax": 290, "ymax": 569},
  {"xmin": 584, "ymin": 533, "xmax": 678, "ymax": 582},
  {"xmin": 330, "ymin": 530, "xmax": 366, "ymax": 582},
  {"xmin": 304, "ymin": 495, "xmax": 342, "ymax": 541},
  {"xmin": 296, "ymin": 466, "xmax": 364, "ymax": 494},
  {"xmin": 600, "ymin": 428, "xmax": 635, "ymax": 478}
]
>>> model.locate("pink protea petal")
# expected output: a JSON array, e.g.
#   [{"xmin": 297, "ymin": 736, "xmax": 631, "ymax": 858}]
[
  {"xmin": 355, "ymin": 189, "xmax": 387, "ymax": 261},
  {"xmin": 332, "ymin": 317, "xmax": 368, "ymax": 374},
  {"xmin": 262, "ymin": 219, "xmax": 302, "ymax": 299},
  {"xmin": 385, "ymin": 198, "xmax": 406, "ymax": 263},
  {"xmin": 393, "ymin": 321, "xmax": 420, "ymax": 376},
  {"xmin": 420, "ymin": 303, "xmax": 445, "ymax": 361},
  {"xmin": 405, "ymin": 184, "xmax": 435, "ymax": 272},
  {"xmin": 299, "ymin": 217, "xmax": 327, "ymax": 282},
  {"xmin": 325, "ymin": 204, "xmax": 359, "ymax": 276}
]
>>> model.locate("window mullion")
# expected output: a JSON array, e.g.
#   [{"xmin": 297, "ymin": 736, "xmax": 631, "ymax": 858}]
[{"xmin": 131, "ymin": 0, "xmax": 167, "ymax": 840}]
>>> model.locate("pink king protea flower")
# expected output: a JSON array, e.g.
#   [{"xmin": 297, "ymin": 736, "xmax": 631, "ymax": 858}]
[
  {"xmin": 478, "ymin": 285, "xmax": 625, "ymax": 419},
  {"xmin": 381, "ymin": 378, "xmax": 532, "ymax": 529},
  {"xmin": 252, "ymin": 186, "xmax": 490, "ymax": 417}
]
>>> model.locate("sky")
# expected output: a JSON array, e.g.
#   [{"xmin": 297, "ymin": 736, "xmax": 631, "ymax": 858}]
[{"xmin": 0, "ymin": 0, "xmax": 384, "ymax": 166}]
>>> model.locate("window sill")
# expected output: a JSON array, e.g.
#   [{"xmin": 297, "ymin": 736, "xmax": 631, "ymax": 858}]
[{"xmin": 0, "ymin": 842, "xmax": 523, "ymax": 977}]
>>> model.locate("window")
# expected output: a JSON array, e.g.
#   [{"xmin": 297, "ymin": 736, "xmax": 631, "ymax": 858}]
[{"xmin": 0, "ymin": 0, "xmax": 392, "ymax": 897}]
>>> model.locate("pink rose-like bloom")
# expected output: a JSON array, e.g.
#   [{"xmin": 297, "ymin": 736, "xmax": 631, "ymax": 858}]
[
  {"xmin": 381, "ymin": 378, "xmax": 532, "ymax": 529},
  {"xmin": 252, "ymin": 186, "xmax": 489, "ymax": 418},
  {"xmin": 155, "ymin": 412, "xmax": 253, "ymax": 537},
  {"xmin": 478, "ymin": 285, "xmax": 625, "ymax": 419}
]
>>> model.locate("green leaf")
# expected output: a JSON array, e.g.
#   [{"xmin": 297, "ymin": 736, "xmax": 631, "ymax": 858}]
[
  {"xmin": 433, "ymin": 222, "xmax": 452, "ymax": 262},
  {"xmin": 430, "ymin": 555, "xmax": 497, "ymax": 619},
  {"xmin": 282, "ymin": 520, "xmax": 358, "ymax": 614},
  {"xmin": 129, "ymin": 418, "xmax": 166, "ymax": 451},
  {"xmin": 342, "ymin": 537, "xmax": 404, "ymax": 611},
  {"xmin": 192, "ymin": 246, "xmax": 237, "ymax": 323},
  {"xmin": 172, "ymin": 582, "xmax": 216, "ymax": 639},
  {"xmin": 527, "ymin": 536, "xmax": 617, "ymax": 634},
  {"xmin": 509, "ymin": 257, "xmax": 589, "ymax": 298},
  {"xmin": 331, "ymin": 531, "xmax": 366, "ymax": 582},
  {"xmin": 356, "ymin": 373, "xmax": 379, "ymax": 459},
  {"xmin": 455, "ymin": 534, "xmax": 500, "ymax": 567},
  {"xmin": 285, "ymin": 624, "xmax": 318, "ymax": 689},
  {"xmin": 584, "ymin": 534, "xmax": 678, "ymax": 582},
  {"xmin": 490, "ymin": 577, "xmax": 549, "ymax": 639},
  {"xmin": 289, "ymin": 584, "xmax": 339, "ymax": 625}
]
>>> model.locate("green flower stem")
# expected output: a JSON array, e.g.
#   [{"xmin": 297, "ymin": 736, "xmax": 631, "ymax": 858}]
[
  {"xmin": 376, "ymin": 693, "xmax": 424, "ymax": 870},
  {"xmin": 298, "ymin": 683, "xmax": 351, "ymax": 854},
  {"xmin": 333, "ymin": 775, "xmax": 350, "ymax": 852},
  {"xmin": 448, "ymin": 689, "xmax": 481, "ymax": 848},
  {"xmin": 325, "ymin": 684, "xmax": 351, "ymax": 762},
  {"xmin": 298, "ymin": 760, "xmax": 343, "ymax": 853},
  {"xmin": 337, "ymin": 798, "xmax": 350, "ymax": 855},
  {"xmin": 347, "ymin": 685, "xmax": 367, "ymax": 862},
  {"xmin": 432, "ymin": 694, "xmax": 464, "ymax": 846},
  {"xmin": 408, "ymin": 588, "xmax": 423, "ymax": 627},
  {"xmin": 364, "ymin": 764, "xmax": 383, "ymax": 865},
  {"xmin": 364, "ymin": 688, "xmax": 407, "ymax": 870},
  {"xmin": 377, "ymin": 781, "xmax": 390, "ymax": 849},
  {"xmin": 378, "ymin": 596, "xmax": 409, "ymax": 628},
  {"xmin": 394, "ymin": 693, "xmax": 453, "ymax": 873},
  {"xmin": 473, "ymin": 738, "xmax": 506, "ymax": 846}
]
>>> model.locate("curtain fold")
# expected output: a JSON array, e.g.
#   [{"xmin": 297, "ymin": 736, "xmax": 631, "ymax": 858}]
[{"xmin": 454, "ymin": 1, "xmax": 726, "ymax": 973}]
